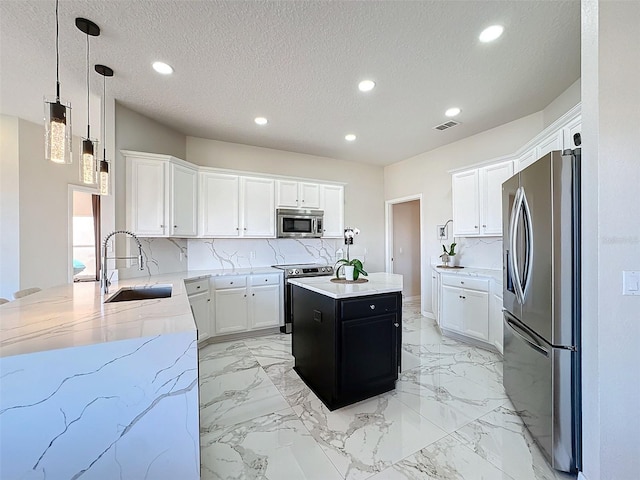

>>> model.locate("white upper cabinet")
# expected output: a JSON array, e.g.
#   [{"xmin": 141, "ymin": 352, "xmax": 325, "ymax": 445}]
[
  {"xmin": 200, "ymin": 173, "xmax": 240, "ymax": 237},
  {"xmin": 453, "ymin": 160, "xmax": 513, "ymax": 237},
  {"xmin": 480, "ymin": 161, "xmax": 514, "ymax": 235},
  {"xmin": 452, "ymin": 170, "xmax": 480, "ymax": 236},
  {"xmin": 126, "ymin": 156, "xmax": 167, "ymax": 236},
  {"xmin": 563, "ymin": 115, "xmax": 582, "ymax": 149},
  {"xmin": 320, "ymin": 184, "xmax": 344, "ymax": 237},
  {"xmin": 516, "ymin": 147, "xmax": 537, "ymax": 172},
  {"xmin": 276, "ymin": 180, "xmax": 320, "ymax": 209},
  {"xmin": 170, "ymin": 163, "xmax": 198, "ymax": 237},
  {"xmin": 241, "ymin": 177, "xmax": 275, "ymax": 237},
  {"xmin": 125, "ymin": 151, "xmax": 198, "ymax": 237},
  {"xmin": 536, "ymin": 129, "xmax": 563, "ymax": 159}
]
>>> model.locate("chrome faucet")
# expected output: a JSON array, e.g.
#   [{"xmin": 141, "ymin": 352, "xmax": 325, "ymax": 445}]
[{"xmin": 101, "ymin": 230, "xmax": 144, "ymax": 294}]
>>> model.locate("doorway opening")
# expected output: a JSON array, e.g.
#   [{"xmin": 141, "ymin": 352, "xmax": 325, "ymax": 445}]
[
  {"xmin": 68, "ymin": 186, "xmax": 101, "ymax": 282},
  {"xmin": 385, "ymin": 195, "xmax": 423, "ymax": 308}
]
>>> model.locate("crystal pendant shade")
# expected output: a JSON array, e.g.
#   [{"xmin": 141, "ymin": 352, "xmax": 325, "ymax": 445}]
[
  {"xmin": 44, "ymin": 97, "xmax": 72, "ymax": 164},
  {"xmin": 99, "ymin": 160, "xmax": 110, "ymax": 196},
  {"xmin": 80, "ymin": 138, "xmax": 98, "ymax": 185}
]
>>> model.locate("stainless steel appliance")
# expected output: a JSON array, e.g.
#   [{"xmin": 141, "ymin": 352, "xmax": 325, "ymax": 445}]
[
  {"xmin": 276, "ymin": 209, "xmax": 324, "ymax": 238},
  {"xmin": 272, "ymin": 263, "xmax": 334, "ymax": 333},
  {"xmin": 502, "ymin": 149, "xmax": 581, "ymax": 473}
]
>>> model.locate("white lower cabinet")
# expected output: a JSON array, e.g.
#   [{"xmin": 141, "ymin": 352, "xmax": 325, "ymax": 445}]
[
  {"xmin": 431, "ymin": 269, "xmax": 441, "ymax": 325},
  {"xmin": 440, "ymin": 275, "xmax": 490, "ymax": 343},
  {"xmin": 211, "ymin": 273, "xmax": 282, "ymax": 336},
  {"xmin": 185, "ymin": 278, "xmax": 212, "ymax": 343},
  {"xmin": 489, "ymin": 290, "xmax": 504, "ymax": 354}
]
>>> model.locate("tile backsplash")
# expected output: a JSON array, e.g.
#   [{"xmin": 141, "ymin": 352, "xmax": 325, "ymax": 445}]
[
  {"xmin": 187, "ymin": 238, "xmax": 342, "ymax": 270},
  {"xmin": 433, "ymin": 236, "xmax": 502, "ymax": 269}
]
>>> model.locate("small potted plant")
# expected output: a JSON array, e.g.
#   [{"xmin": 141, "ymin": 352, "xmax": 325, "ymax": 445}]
[
  {"xmin": 335, "ymin": 227, "xmax": 368, "ymax": 281},
  {"xmin": 440, "ymin": 242, "xmax": 457, "ymax": 266}
]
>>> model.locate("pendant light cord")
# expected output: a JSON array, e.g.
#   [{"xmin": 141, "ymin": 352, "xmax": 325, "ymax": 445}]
[
  {"xmin": 102, "ymin": 73, "xmax": 106, "ymax": 159},
  {"xmin": 86, "ymin": 34, "xmax": 90, "ymax": 138},
  {"xmin": 55, "ymin": 0, "xmax": 60, "ymax": 100}
]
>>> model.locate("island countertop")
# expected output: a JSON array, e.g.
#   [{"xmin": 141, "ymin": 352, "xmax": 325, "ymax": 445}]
[{"xmin": 288, "ymin": 272, "xmax": 403, "ymax": 299}]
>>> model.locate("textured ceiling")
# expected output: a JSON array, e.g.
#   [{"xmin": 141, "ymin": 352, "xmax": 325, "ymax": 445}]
[{"xmin": 0, "ymin": 1, "xmax": 580, "ymax": 166}]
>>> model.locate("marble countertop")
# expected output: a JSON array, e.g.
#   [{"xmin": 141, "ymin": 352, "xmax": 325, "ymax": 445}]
[
  {"xmin": 431, "ymin": 264, "xmax": 502, "ymax": 284},
  {"xmin": 288, "ymin": 272, "xmax": 403, "ymax": 299},
  {"xmin": 0, "ymin": 267, "xmax": 285, "ymax": 359}
]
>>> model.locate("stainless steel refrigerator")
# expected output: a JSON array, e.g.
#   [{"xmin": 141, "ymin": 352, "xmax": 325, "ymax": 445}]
[{"xmin": 502, "ymin": 149, "xmax": 581, "ymax": 474}]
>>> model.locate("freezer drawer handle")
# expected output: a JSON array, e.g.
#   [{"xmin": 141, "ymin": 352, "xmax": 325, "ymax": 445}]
[{"xmin": 504, "ymin": 315, "xmax": 549, "ymax": 357}]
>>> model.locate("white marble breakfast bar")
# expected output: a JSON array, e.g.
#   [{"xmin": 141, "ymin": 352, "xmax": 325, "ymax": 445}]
[{"xmin": 0, "ymin": 267, "xmax": 280, "ymax": 480}]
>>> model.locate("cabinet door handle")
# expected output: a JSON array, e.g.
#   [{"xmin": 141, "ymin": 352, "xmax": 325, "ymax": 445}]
[
  {"xmin": 483, "ymin": 224, "xmax": 486, "ymax": 227},
  {"xmin": 370, "ymin": 304, "xmax": 376, "ymax": 310},
  {"xmin": 236, "ymin": 227, "xmax": 239, "ymax": 230},
  {"xmin": 230, "ymin": 282, "xmax": 233, "ymax": 284},
  {"xmin": 160, "ymin": 224, "xmax": 164, "ymax": 228},
  {"xmin": 252, "ymin": 293, "xmax": 255, "ymax": 296},
  {"xmin": 174, "ymin": 225, "xmax": 178, "ymax": 228},
  {"xmin": 196, "ymin": 285, "xmax": 201, "ymax": 289},
  {"xmin": 474, "ymin": 225, "xmax": 478, "ymax": 228},
  {"xmin": 394, "ymin": 323, "xmax": 399, "ymax": 327},
  {"xmin": 244, "ymin": 227, "xmax": 247, "ymax": 231},
  {"xmin": 207, "ymin": 299, "xmax": 210, "ymax": 302},
  {"xmin": 461, "ymin": 281, "xmax": 464, "ymax": 284},
  {"xmin": 244, "ymin": 294, "xmax": 247, "ymax": 297},
  {"xmin": 265, "ymin": 279, "xmax": 268, "ymax": 282},
  {"xmin": 459, "ymin": 295, "xmax": 466, "ymax": 299}
]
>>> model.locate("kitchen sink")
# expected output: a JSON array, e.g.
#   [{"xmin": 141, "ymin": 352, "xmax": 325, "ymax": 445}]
[{"xmin": 104, "ymin": 285, "xmax": 172, "ymax": 303}]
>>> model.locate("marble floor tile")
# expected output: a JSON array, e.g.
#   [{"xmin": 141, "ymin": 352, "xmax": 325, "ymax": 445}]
[
  {"xmin": 263, "ymin": 359, "xmax": 316, "ymax": 407},
  {"xmin": 243, "ymin": 333, "xmax": 293, "ymax": 367},
  {"xmin": 392, "ymin": 365, "xmax": 508, "ymax": 433},
  {"xmin": 368, "ymin": 435, "xmax": 515, "ymax": 480},
  {"xmin": 200, "ymin": 365, "xmax": 290, "ymax": 429},
  {"xmin": 292, "ymin": 394, "xmax": 447, "ymax": 480},
  {"xmin": 452, "ymin": 404, "xmax": 575, "ymax": 480},
  {"xmin": 200, "ymin": 408, "xmax": 342, "ymax": 480},
  {"xmin": 199, "ymin": 340, "xmax": 259, "ymax": 378}
]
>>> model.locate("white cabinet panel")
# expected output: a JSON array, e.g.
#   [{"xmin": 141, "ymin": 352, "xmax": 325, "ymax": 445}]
[
  {"xmin": 431, "ymin": 270, "xmax": 441, "ymax": 325},
  {"xmin": 242, "ymin": 177, "xmax": 275, "ymax": 237},
  {"xmin": 320, "ymin": 184, "xmax": 344, "ymax": 237},
  {"xmin": 517, "ymin": 147, "xmax": 537, "ymax": 172},
  {"xmin": 461, "ymin": 289, "xmax": 489, "ymax": 341},
  {"xmin": 440, "ymin": 274, "xmax": 490, "ymax": 344},
  {"xmin": 170, "ymin": 163, "xmax": 198, "ymax": 237},
  {"xmin": 441, "ymin": 285, "xmax": 465, "ymax": 332},
  {"xmin": 276, "ymin": 180, "xmax": 320, "ymax": 208},
  {"xmin": 189, "ymin": 292, "xmax": 211, "ymax": 342},
  {"xmin": 536, "ymin": 130, "xmax": 563, "ymax": 158},
  {"xmin": 300, "ymin": 183, "xmax": 320, "ymax": 208},
  {"xmin": 250, "ymin": 284, "xmax": 281, "ymax": 329},
  {"xmin": 126, "ymin": 158, "xmax": 167, "ymax": 236},
  {"xmin": 480, "ymin": 161, "xmax": 513, "ymax": 235},
  {"xmin": 214, "ymin": 287, "xmax": 248, "ymax": 334},
  {"xmin": 452, "ymin": 170, "xmax": 480, "ymax": 236},
  {"xmin": 200, "ymin": 173, "xmax": 240, "ymax": 237},
  {"xmin": 276, "ymin": 180, "xmax": 299, "ymax": 208},
  {"xmin": 490, "ymin": 291, "xmax": 504, "ymax": 354}
]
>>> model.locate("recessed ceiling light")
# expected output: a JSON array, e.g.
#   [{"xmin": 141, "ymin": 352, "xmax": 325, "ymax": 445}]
[
  {"xmin": 358, "ymin": 80, "xmax": 376, "ymax": 92},
  {"xmin": 479, "ymin": 25, "xmax": 504, "ymax": 43},
  {"xmin": 254, "ymin": 117, "xmax": 268, "ymax": 125},
  {"xmin": 152, "ymin": 61, "xmax": 174, "ymax": 75},
  {"xmin": 345, "ymin": 134, "xmax": 356, "ymax": 142},
  {"xmin": 445, "ymin": 107, "xmax": 461, "ymax": 117}
]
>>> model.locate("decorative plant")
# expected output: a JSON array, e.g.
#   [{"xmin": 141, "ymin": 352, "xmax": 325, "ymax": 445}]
[
  {"xmin": 442, "ymin": 242, "xmax": 457, "ymax": 256},
  {"xmin": 334, "ymin": 258, "xmax": 368, "ymax": 280},
  {"xmin": 335, "ymin": 227, "xmax": 368, "ymax": 280}
]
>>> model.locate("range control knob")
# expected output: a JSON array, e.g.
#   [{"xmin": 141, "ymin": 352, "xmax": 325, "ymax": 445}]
[{"xmin": 321, "ymin": 267, "xmax": 326, "ymax": 272}]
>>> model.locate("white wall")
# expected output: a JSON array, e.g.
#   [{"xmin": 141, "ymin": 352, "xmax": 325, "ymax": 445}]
[
  {"xmin": 384, "ymin": 112, "xmax": 544, "ymax": 314},
  {"xmin": 0, "ymin": 116, "xmax": 20, "ymax": 299},
  {"xmin": 581, "ymin": 1, "xmax": 640, "ymax": 478},
  {"xmin": 187, "ymin": 137, "xmax": 385, "ymax": 273},
  {"xmin": 543, "ymin": 78, "xmax": 581, "ymax": 128}
]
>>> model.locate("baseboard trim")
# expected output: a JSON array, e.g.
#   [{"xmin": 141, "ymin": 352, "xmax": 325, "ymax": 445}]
[
  {"xmin": 402, "ymin": 295, "xmax": 421, "ymax": 302},
  {"xmin": 423, "ymin": 311, "xmax": 435, "ymax": 319},
  {"xmin": 578, "ymin": 472, "xmax": 588, "ymax": 480}
]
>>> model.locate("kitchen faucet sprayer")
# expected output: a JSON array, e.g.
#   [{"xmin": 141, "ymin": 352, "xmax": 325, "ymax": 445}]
[{"xmin": 101, "ymin": 230, "xmax": 144, "ymax": 294}]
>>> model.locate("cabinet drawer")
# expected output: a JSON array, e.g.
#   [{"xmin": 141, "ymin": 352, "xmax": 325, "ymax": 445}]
[
  {"xmin": 341, "ymin": 294, "xmax": 398, "ymax": 320},
  {"xmin": 185, "ymin": 278, "xmax": 209, "ymax": 296},
  {"xmin": 250, "ymin": 274, "xmax": 281, "ymax": 286},
  {"xmin": 441, "ymin": 275, "xmax": 489, "ymax": 292},
  {"xmin": 213, "ymin": 276, "xmax": 246, "ymax": 289}
]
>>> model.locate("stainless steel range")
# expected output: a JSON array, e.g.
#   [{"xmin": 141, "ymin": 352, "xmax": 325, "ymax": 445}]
[{"xmin": 272, "ymin": 263, "xmax": 334, "ymax": 333}]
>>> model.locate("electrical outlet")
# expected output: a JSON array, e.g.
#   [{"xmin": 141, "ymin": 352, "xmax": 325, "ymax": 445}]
[
  {"xmin": 250, "ymin": 251, "xmax": 256, "ymax": 260},
  {"xmin": 437, "ymin": 225, "xmax": 448, "ymax": 240}
]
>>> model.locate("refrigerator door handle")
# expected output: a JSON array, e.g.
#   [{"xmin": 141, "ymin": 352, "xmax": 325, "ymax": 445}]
[
  {"xmin": 520, "ymin": 188, "xmax": 534, "ymax": 301},
  {"xmin": 504, "ymin": 311, "xmax": 550, "ymax": 357},
  {"xmin": 509, "ymin": 187, "xmax": 525, "ymax": 304}
]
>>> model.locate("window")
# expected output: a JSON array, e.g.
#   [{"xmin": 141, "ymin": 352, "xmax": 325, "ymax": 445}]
[{"xmin": 71, "ymin": 189, "xmax": 100, "ymax": 281}]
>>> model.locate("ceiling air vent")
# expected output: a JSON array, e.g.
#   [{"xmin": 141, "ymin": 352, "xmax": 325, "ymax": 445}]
[{"xmin": 433, "ymin": 120, "xmax": 461, "ymax": 131}]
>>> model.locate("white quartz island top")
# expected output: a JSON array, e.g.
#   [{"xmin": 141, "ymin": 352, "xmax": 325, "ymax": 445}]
[{"xmin": 288, "ymin": 272, "xmax": 403, "ymax": 299}]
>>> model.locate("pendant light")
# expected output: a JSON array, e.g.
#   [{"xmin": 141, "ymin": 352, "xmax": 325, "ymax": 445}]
[
  {"xmin": 44, "ymin": 0, "xmax": 72, "ymax": 164},
  {"xmin": 95, "ymin": 64, "xmax": 113, "ymax": 196},
  {"xmin": 75, "ymin": 18, "xmax": 100, "ymax": 185}
]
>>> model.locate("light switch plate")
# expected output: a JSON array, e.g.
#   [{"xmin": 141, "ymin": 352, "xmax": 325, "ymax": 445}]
[{"xmin": 622, "ymin": 271, "xmax": 639, "ymax": 295}]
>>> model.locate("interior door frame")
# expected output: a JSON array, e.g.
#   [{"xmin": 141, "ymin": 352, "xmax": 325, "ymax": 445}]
[
  {"xmin": 67, "ymin": 184, "xmax": 100, "ymax": 283},
  {"xmin": 385, "ymin": 194, "xmax": 423, "ymax": 308}
]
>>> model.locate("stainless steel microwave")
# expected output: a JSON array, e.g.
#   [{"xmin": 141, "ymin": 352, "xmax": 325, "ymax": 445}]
[{"xmin": 276, "ymin": 209, "xmax": 324, "ymax": 238}]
